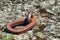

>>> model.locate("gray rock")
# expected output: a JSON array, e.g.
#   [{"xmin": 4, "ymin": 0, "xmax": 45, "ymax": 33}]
[{"xmin": 35, "ymin": 32, "xmax": 46, "ymax": 39}]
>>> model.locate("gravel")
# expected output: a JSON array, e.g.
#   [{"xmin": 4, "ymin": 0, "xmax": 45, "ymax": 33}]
[{"xmin": 0, "ymin": 0, "xmax": 60, "ymax": 40}]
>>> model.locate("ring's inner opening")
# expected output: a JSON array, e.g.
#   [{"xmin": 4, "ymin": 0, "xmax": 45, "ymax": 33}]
[{"xmin": 12, "ymin": 18, "xmax": 30, "ymax": 29}]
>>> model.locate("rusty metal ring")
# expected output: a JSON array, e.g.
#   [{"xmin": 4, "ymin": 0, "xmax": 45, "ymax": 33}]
[{"xmin": 7, "ymin": 14, "xmax": 35, "ymax": 34}]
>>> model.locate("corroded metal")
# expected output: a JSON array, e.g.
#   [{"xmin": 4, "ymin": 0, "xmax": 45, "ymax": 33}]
[{"xmin": 7, "ymin": 13, "xmax": 35, "ymax": 34}]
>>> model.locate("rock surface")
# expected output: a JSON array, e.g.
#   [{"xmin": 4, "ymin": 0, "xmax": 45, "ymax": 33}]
[{"xmin": 0, "ymin": 0, "xmax": 60, "ymax": 40}]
